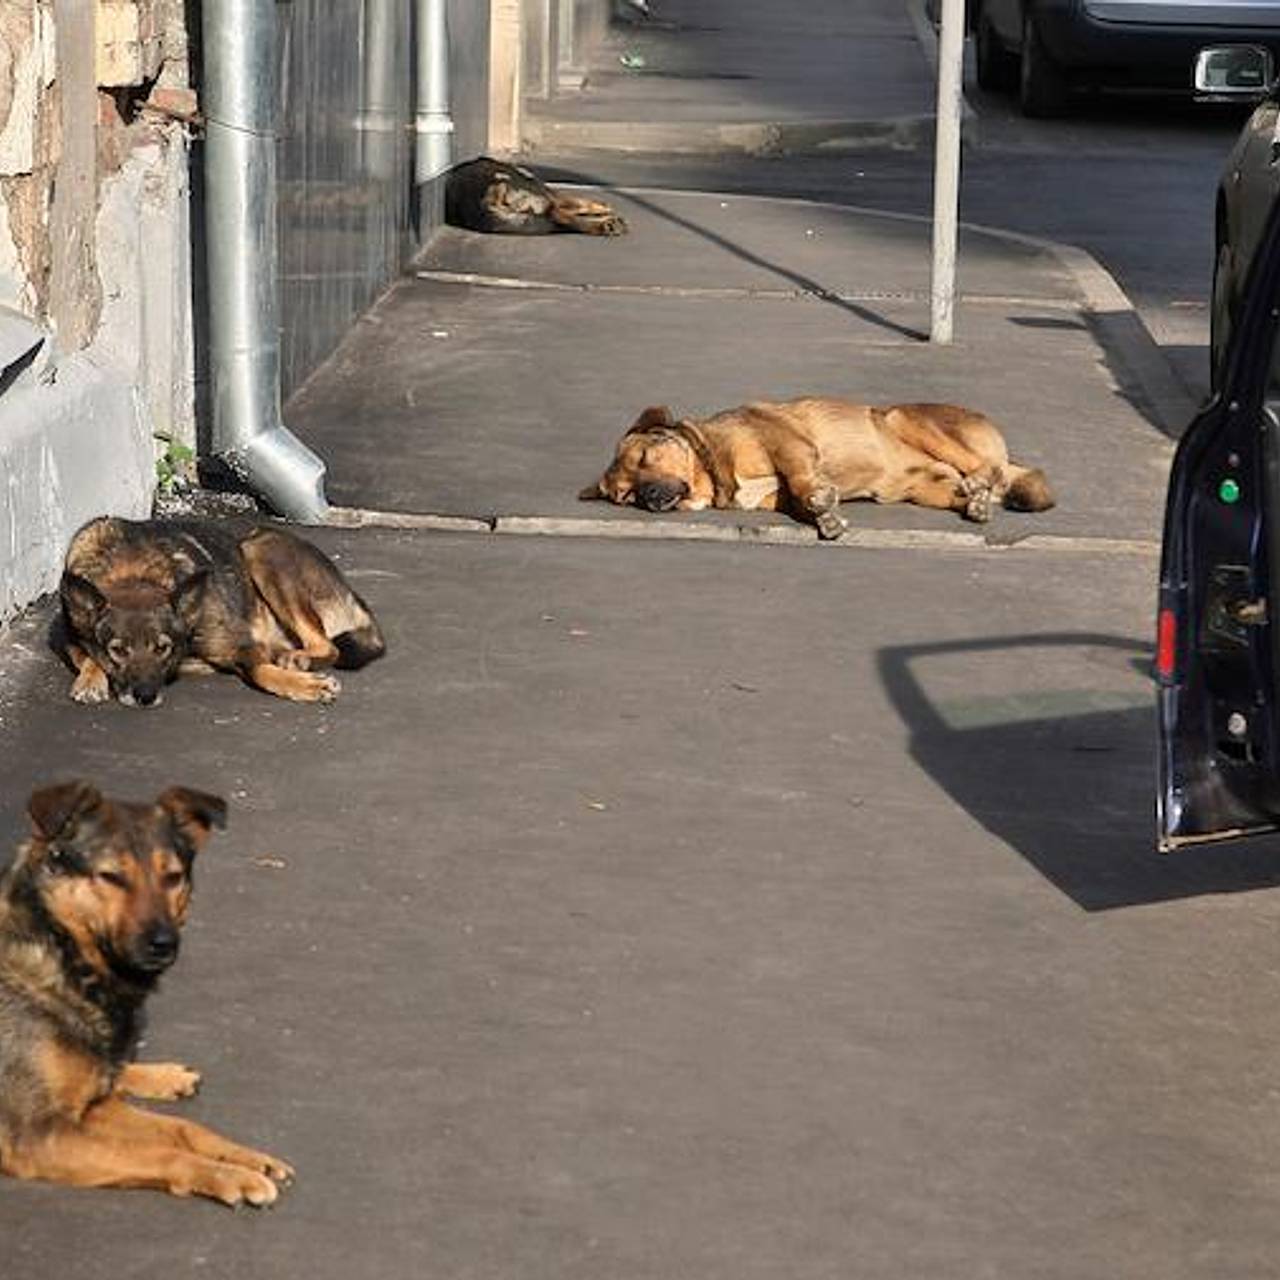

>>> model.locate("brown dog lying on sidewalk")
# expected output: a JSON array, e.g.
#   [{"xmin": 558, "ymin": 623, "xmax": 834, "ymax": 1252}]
[
  {"xmin": 580, "ymin": 397, "xmax": 1054, "ymax": 538},
  {"xmin": 445, "ymin": 156, "xmax": 627, "ymax": 236},
  {"xmin": 0, "ymin": 781, "xmax": 294, "ymax": 1207},
  {"xmin": 55, "ymin": 516, "xmax": 386, "ymax": 707}
]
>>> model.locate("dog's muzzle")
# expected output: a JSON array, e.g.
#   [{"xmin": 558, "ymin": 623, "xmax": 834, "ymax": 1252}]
[
  {"xmin": 130, "ymin": 922, "xmax": 181, "ymax": 974},
  {"xmin": 118, "ymin": 684, "xmax": 164, "ymax": 709},
  {"xmin": 633, "ymin": 478, "xmax": 688, "ymax": 512}
]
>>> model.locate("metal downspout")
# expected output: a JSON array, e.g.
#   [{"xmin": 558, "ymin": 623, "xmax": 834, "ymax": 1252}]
[
  {"xmin": 202, "ymin": 0, "xmax": 329, "ymax": 522},
  {"xmin": 415, "ymin": 0, "xmax": 454, "ymax": 193}
]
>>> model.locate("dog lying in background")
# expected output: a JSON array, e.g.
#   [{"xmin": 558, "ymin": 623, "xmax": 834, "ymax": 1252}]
[
  {"xmin": 580, "ymin": 398, "xmax": 1054, "ymax": 538},
  {"xmin": 55, "ymin": 516, "xmax": 386, "ymax": 707},
  {"xmin": 445, "ymin": 156, "xmax": 628, "ymax": 236},
  {"xmin": 0, "ymin": 781, "xmax": 293, "ymax": 1206}
]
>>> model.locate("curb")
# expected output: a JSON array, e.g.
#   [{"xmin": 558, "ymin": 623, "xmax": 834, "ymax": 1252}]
[
  {"xmin": 329, "ymin": 506, "xmax": 1160, "ymax": 558},
  {"xmin": 522, "ymin": 115, "xmax": 937, "ymax": 158},
  {"xmin": 903, "ymin": 0, "xmax": 980, "ymax": 136},
  {"xmin": 957, "ymin": 217, "xmax": 1200, "ymax": 434}
]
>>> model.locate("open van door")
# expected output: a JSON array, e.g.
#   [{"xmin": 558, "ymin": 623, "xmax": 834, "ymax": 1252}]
[{"xmin": 1158, "ymin": 191, "xmax": 1280, "ymax": 850}]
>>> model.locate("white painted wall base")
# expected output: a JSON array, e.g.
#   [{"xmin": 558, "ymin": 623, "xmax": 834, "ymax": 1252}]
[{"xmin": 0, "ymin": 353, "xmax": 152, "ymax": 623}]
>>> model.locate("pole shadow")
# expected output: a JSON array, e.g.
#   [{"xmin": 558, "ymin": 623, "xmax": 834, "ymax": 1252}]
[{"xmin": 540, "ymin": 168, "xmax": 927, "ymax": 341}]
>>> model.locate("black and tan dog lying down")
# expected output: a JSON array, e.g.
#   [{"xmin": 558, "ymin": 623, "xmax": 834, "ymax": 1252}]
[
  {"xmin": 580, "ymin": 397, "xmax": 1054, "ymax": 539},
  {"xmin": 445, "ymin": 156, "xmax": 627, "ymax": 237},
  {"xmin": 55, "ymin": 516, "xmax": 385, "ymax": 707}
]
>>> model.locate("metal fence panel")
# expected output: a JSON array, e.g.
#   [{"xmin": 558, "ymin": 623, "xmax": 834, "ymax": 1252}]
[{"xmin": 277, "ymin": 0, "xmax": 414, "ymax": 398}]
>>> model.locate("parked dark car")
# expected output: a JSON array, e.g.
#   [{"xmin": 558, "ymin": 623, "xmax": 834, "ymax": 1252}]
[
  {"xmin": 1208, "ymin": 47, "xmax": 1280, "ymax": 388},
  {"xmin": 1158, "ymin": 113, "xmax": 1280, "ymax": 850},
  {"xmin": 968, "ymin": 0, "xmax": 1280, "ymax": 117}
]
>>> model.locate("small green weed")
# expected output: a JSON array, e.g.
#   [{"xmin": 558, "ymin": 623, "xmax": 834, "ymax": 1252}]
[{"xmin": 154, "ymin": 435, "xmax": 196, "ymax": 496}]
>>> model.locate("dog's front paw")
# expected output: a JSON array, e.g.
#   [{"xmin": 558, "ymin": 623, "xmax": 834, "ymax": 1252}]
[
  {"xmin": 157, "ymin": 1064, "xmax": 202, "ymax": 1099},
  {"xmin": 596, "ymin": 214, "xmax": 628, "ymax": 236},
  {"xmin": 293, "ymin": 672, "xmax": 341, "ymax": 703},
  {"xmin": 275, "ymin": 649, "xmax": 313, "ymax": 671},
  {"xmin": 962, "ymin": 483, "xmax": 993, "ymax": 524},
  {"xmin": 121, "ymin": 1061, "xmax": 202, "ymax": 1101},
  {"xmin": 958, "ymin": 474, "xmax": 995, "ymax": 523},
  {"xmin": 190, "ymin": 1163, "xmax": 285, "ymax": 1209},
  {"xmin": 71, "ymin": 668, "xmax": 111, "ymax": 704},
  {"xmin": 256, "ymin": 1150, "xmax": 296, "ymax": 1185}
]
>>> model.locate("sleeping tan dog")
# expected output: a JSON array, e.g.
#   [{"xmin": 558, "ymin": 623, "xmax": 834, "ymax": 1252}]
[{"xmin": 579, "ymin": 397, "xmax": 1054, "ymax": 539}]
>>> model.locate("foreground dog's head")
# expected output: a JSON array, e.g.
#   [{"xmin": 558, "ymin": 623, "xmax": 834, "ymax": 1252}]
[
  {"xmin": 579, "ymin": 406, "xmax": 700, "ymax": 512},
  {"xmin": 59, "ymin": 572, "xmax": 209, "ymax": 707},
  {"xmin": 11, "ymin": 781, "xmax": 226, "ymax": 986}
]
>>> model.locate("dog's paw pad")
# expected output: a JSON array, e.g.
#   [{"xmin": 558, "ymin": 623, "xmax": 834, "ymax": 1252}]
[
  {"xmin": 815, "ymin": 511, "xmax": 848, "ymax": 540},
  {"xmin": 232, "ymin": 1171, "xmax": 281, "ymax": 1208},
  {"xmin": 805, "ymin": 484, "xmax": 840, "ymax": 512},
  {"xmin": 166, "ymin": 1065, "xmax": 202, "ymax": 1098},
  {"xmin": 71, "ymin": 673, "xmax": 111, "ymax": 704},
  {"xmin": 310, "ymin": 674, "xmax": 341, "ymax": 703},
  {"xmin": 963, "ymin": 484, "xmax": 994, "ymax": 524},
  {"xmin": 151, "ymin": 1063, "xmax": 202, "ymax": 1099}
]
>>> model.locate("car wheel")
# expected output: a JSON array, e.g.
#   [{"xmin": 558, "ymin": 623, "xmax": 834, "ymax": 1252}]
[
  {"xmin": 1019, "ymin": 9, "xmax": 1070, "ymax": 117},
  {"xmin": 974, "ymin": 2, "xmax": 1018, "ymax": 92},
  {"xmin": 1210, "ymin": 238, "xmax": 1234, "ymax": 394}
]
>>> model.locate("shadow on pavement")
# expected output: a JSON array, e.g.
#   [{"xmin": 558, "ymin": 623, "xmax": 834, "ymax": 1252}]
[
  {"xmin": 551, "ymin": 174, "xmax": 928, "ymax": 341},
  {"xmin": 1083, "ymin": 312, "xmax": 1200, "ymax": 441},
  {"xmin": 878, "ymin": 631, "xmax": 1280, "ymax": 911}
]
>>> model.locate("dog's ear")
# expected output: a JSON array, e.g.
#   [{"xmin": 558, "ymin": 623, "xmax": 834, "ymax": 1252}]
[
  {"xmin": 578, "ymin": 478, "xmax": 605, "ymax": 501},
  {"xmin": 60, "ymin": 573, "xmax": 107, "ymax": 634},
  {"xmin": 626, "ymin": 405, "xmax": 676, "ymax": 436},
  {"xmin": 171, "ymin": 570, "xmax": 211, "ymax": 630},
  {"xmin": 156, "ymin": 786, "xmax": 228, "ymax": 855},
  {"xmin": 28, "ymin": 780, "xmax": 104, "ymax": 842}
]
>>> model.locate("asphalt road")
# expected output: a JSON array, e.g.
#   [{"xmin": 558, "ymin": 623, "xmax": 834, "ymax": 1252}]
[
  {"xmin": 10, "ymin": 533, "xmax": 1280, "ymax": 1279},
  {"xmin": 540, "ymin": 81, "xmax": 1253, "ymax": 409}
]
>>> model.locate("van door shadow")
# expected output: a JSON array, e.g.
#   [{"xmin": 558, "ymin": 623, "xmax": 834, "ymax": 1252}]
[{"xmin": 878, "ymin": 631, "xmax": 1280, "ymax": 911}]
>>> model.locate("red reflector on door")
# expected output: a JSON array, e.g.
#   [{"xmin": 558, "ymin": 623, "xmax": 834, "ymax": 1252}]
[{"xmin": 1156, "ymin": 607, "xmax": 1176, "ymax": 680}]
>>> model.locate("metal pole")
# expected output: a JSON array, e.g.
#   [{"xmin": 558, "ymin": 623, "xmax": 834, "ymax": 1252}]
[
  {"xmin": 930, "ymin": 0, "xmax": 965, "ymax": 344},
  {"xmin": 359, "ymin": 0, "xmax": 399, "ymax": 181},
  {"xmin": 415, "ymin": 0, "xmax": 455, "ymax": 188}
]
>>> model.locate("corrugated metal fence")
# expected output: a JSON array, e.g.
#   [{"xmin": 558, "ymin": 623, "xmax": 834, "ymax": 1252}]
[{"xmin": 276, "ymin": 1, "xmax": 415, "ymax": 399}]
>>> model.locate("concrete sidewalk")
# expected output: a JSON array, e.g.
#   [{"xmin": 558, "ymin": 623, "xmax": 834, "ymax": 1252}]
[
  {"xmin": 289, "ymin": 185, "xmax": 1179, "ymax": 549},
  {"xmin": 284, "ymin": 0, "xmax": 1189, "ymax": 551}
]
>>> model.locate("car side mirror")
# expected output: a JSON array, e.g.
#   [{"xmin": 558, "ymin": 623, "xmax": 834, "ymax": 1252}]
[{"xmin": 1194, "ymin": 45, "xmax": 1276, "ymax": 101}]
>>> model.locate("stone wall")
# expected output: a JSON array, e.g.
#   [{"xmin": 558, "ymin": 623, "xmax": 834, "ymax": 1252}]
[{"xmin": 0, "ymin": 1, "xmax": 195, "ymax": 624}]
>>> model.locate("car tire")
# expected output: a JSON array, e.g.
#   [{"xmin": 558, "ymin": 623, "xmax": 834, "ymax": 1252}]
[
  {"xmin": 1019, "ymin": 9, "xmax": 1070, "ymax": 117},
  {"xmin": 974, "ymin": 3, "xmax": 1018, "ymax": 92},
  {"xmin": 1210, "ymin": 238, "xmax": 1234, "ymax": 394}
]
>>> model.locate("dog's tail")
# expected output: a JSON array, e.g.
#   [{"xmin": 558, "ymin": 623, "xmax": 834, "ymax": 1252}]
[
  {"xmin": 1003, "ymin": 463, "xmax": 1055, "ymax": 512},
  {"xmin": 333, "ymin": 619, "xmax": 386, "ymax": 670}
]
